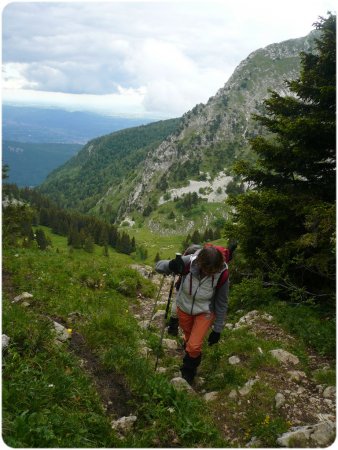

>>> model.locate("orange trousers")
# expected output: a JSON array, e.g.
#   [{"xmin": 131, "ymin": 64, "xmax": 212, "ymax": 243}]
[{"xmin": 177, "ymin": 307, "xmax": 215, "ymax": 358}]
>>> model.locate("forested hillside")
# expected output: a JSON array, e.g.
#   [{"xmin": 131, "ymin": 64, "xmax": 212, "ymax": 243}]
[
  {"xmin": 39, "ymin": 118, "xmax": 181, "ymax": 219},
  {"xmin": 37, "ymin": 31, "xmax": 317, "ymax": 227}
]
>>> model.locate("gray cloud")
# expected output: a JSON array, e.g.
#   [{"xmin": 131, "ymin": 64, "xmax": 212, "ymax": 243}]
[{"xmin": 2, "ymin": 1, "xmax": 335, "ymax": 116}]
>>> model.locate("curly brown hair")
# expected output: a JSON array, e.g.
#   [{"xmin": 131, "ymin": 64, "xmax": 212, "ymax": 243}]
[{"xmin": 196, "ymin": 246, "xmax": 224, "ymax": 274}]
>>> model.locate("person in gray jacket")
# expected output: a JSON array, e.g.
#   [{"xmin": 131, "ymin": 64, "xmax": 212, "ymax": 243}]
[{"xmin": 155, "ymin": 245, "xmax": 229, "ymax": 384}]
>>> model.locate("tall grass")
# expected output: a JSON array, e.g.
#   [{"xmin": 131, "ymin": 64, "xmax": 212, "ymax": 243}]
[{"xmin": 3, "ymin": 229, "xmax": 227, "ymax": 447}]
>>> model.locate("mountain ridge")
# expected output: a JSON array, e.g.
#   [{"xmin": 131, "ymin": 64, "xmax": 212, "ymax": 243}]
[
  {"xmin": 39, "ymin": 31, "xmax": 318, "ymax": 227},
  {"xmin": 122, "ymin": 31, "xmax": 318, "ymax": 217},
  {"xmin": 2, "ymin": 105, "xmax": 157, "ymax": 144}
]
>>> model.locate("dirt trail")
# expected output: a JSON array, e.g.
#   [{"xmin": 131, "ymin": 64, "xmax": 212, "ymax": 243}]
[
  {"xmin": 3, "ymin": 268, "xmax": 135, "ymax": 421},
  {"xmin": 69, "ymin": 331, "xmax": 135, "ymax": 419}
]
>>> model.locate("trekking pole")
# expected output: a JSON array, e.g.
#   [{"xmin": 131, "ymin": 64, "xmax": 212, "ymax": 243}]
[
  {"xmin": 147, "ymin": 274, "xmax": 165, "ymax": 329},
  {"xmin": 154, "ymin": 252, "xmax": 182, "ymax": 371},
  {"xmin": 154, "ymin": 274, "xmax": 175, "ymax": 371}
]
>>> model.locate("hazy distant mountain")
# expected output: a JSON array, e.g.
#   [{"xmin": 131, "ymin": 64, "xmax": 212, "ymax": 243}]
[
  {"xmin": 2, "ymin": 106, "xmax": 156, "ymax": 144},
  {"xmin": 3, "ymin": 140, "xmax": 82, "ymax": 187}
]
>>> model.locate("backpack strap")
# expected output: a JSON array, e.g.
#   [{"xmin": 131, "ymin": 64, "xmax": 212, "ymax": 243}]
[
  {"xmin": 216, "ymin": 266, "xmax": 229, "ymax": 289},
  {"xmin": 175, "ymin": 259, "xmax": 192, "ymax": 291},
  {"xmin": 176, "ymin": 257, "xmax": 229, "ymax": 291},
  {"xmin": 183, "ymin": 260, "xmax": 192, "ymax": 275}
]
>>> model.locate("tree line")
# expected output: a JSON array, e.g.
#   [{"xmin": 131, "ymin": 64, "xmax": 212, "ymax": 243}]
[{"xmin": 3, "ymin": 182, "xmax": 136, "ymax": 255}]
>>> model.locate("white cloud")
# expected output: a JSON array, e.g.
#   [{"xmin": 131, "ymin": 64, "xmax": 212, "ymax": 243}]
[
  {"xmin": 2, "ymin": 0, "xmax": 336, "ymax": 117},
  {"xmin": 3, "ymin": 63, "xmax": 37, "ymax": 89},
  {"xmin": 2, "ymin": 87, "xmax": 148, "ymax": 117}
]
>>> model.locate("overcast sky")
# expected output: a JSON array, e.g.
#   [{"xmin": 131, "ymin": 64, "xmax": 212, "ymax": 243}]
[{"xmin": 2, "ymin": 0, "xmax": 336, "ymax": 118}]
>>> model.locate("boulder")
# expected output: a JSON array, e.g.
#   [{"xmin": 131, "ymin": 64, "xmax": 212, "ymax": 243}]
[
  {"xmin": 277, "ymin": 420, "xmax": 336, "ymax": 447},
  {"xmin": 228, "ymin": 355, "xmax": 241, "ymax": 365},
  {"xmin": 2, "ymin": 334, "xmax": 10, "ymax": 351},
  {"xmin": 261, "ymin": 313, "xmax": 273, "ymax": 321},
  {"xmin": 162, "ymin": 339, "xmax": 178, "ymax": 350},
  {"xmin": 203, "ymin": 391, "xmax": 219, "ymax": 402},
  {"xmin": 269, "ymin": 349, "xmax": 299, "ymax": 365},
  {"xmin": 287, "ymin": 370, "xmax": 307, "ymax": 381},
  {"xmin": 239, "ymin": 378, "xmax": 258, "ymax": 396},
  {"xmin": 234, "ymin": 311, "xmax": 273, "ymax": 329},
  {"xmin": 111, "ymin": 415, "xmax": 137, "ymax": 434},
  {"xmin": 139, "ymin": 346, "xmax": 152, "ymax": 357},
  {"xmin": 170, "ymin": 377, "xmax": 194, "ymax": 392},
  {"xmin": 234, "ymin": 310, "xmax": 259, "ymax": 328},
  {"xmin": 323, "ymin": 386, "xmax": 335, "ymax": 399},
  {"xmin": 12, "ymin": 292, "xmax": 33, "ymax": 303},
  {"xmin": 245, "ymin": 436, "xmax": 263, "ymax": 448},
  {"xmin": 53, "ymin": 321, "xmax": 71, "ymax": 342},
  {"xmin": 21, "ymin": 302, "xmax": 31, "ymax": 307},
  {"xmin": 275, "ymin": 392, "xmax": 286, "ymax": 409},
  {"xmin": 229, "ymin": 389, "xmax": 238, "ymax": 399}
]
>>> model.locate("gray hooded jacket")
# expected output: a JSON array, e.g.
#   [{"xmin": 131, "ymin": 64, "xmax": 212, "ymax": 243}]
[{"xmin": 155, "ymin": 254, "xmax": 228, "ymax": 333}]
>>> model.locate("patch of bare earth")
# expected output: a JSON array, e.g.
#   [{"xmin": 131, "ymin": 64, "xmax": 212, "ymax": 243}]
[
  {"xmin": 69, "ymin": 331, "xmax": 135, "ymax": 418},
  {"xmin": 2, "ymin": 269, "xmax": 16, "ymax": 298},
  {"xmin": 3, "ymin": 269, "xmax": 135, "ymax": 421}
]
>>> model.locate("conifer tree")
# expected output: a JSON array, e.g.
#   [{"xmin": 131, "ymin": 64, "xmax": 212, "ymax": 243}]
[
  {"xmin": 131, "ymin": 237, "xmax": 136, "ymax": 253},
  {"xmin": 108, "ymin": 226, "xmax": 118, "ymax": 247},
  {"xmin": 68, "ymin": 226, "xmax": 82, "ymax": 249},
  {"xmin": 191, "ymin": 230, "xmax": 202, "ymax": 245},
  {"xmin": 84, "ymin": 233, "xmax": 95, "ymax": 253},
  {"xmin": 102, "ymin": 244, "xmax": 109, "ymax": 257},
  {"xmin": 227, "ymin": 14, "xmax": 336, "ymax": 302},
  {"xmin": 35, "ymin": 228, "xmax": 50, "ymax": 250}
]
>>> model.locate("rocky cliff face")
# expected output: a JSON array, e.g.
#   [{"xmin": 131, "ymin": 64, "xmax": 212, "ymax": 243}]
[{"xmin": 120, "ymin": 32, "xmax": 317, "ymax": 218}]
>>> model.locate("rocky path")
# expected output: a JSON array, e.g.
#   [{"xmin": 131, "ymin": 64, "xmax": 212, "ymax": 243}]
[
  {"xmin": 130, "ymin": 264, "xmax": 336, "ymax": 448},
  {"xmin": 4, "ymin": 265, "xmax": 335, "ymax": 447}
]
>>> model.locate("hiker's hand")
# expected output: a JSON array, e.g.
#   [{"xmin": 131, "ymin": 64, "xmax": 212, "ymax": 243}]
[
  {"xmin": 167, "ymin": 317, "xmax": 179, "ymax": 336},
  {"xmin": 228, "ymin": 240, "xmax": 238, "ymax": 253},
  {"xmin": 169, "ymin": 257, "xmax": 185, "ymax": 274},
  {"xmin": 208, "ymin": 331, "xmax": 221, "ymax": 346}
]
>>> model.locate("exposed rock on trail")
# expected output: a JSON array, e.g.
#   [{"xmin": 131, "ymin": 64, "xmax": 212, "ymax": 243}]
[{"xmin": 132, "ymin": 263, "xmax": 336, "ymax": 448}]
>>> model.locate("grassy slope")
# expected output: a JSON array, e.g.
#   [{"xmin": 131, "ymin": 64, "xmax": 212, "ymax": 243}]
[
  {"xmin": 3, "ymin": 226, "xmax": 335, "ymax": 447},
  {"xmin": 2, "ymin": 229, "xmax": 226, "ymax": 448}
]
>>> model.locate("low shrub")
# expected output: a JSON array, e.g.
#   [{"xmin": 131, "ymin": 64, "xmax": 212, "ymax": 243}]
[{"xmin": 230, "ymin": 278, "xmax": 280, "ymax": 310}]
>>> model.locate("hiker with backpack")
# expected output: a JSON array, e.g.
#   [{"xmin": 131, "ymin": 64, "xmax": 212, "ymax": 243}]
[{"xmin": 155, "ymin": 243, "xmax": 236, "ymax": 384}]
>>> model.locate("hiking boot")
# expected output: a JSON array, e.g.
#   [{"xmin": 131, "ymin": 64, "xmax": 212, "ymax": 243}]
[
  {"xmin": 167, "ymin": 317, "xmax": 179, "ymax": 336},
  {"xmin": 180, "ymin": 352, "xmax": 201, "ymax": 385}
]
